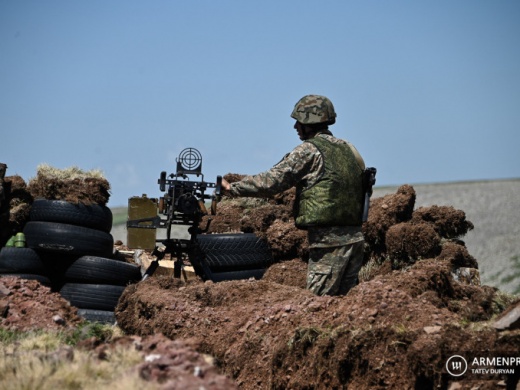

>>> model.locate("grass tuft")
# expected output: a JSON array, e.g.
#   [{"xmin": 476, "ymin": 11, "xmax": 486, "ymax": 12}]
[
  {"xmin": 0, "ymin": 324, "xmax": 156, "ymax": 390},
  {"xmin": 35, "ymin": 164, "xmax": 106, "ymax": 180}
]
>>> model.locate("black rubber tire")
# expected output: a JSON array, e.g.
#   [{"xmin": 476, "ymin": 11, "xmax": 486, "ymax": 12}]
[
  {"xmin": 24, "ymin": 221, "xmax": 114, "ymax": 258},
  {"xmin": 59, "ymin": 283, "xmax": 126, "ymax": 311},
  {"xmin": 62, "ymin": 256, "xmax": 141, "ymax": 286},
  {"xmin": 30, "ymin": 199, "xmax": 113, "ymax": 233},
  {"xmin": 0, "ymin": 273, "xmax": 51, "ymax": 286},
  {"xmin": 39, "ymin": 253, "xmax": 81, "ymax": 290},
  {"xmin": 0, "ymin": 247, "xmax": 47, "ymax": 275},
  {"xmin": 77, "ymin": 309, "xmax": 116, "ymax": 324},
  {"xmin": 196, "ymin": 233, "xmax": 273, "ymax": 272}
]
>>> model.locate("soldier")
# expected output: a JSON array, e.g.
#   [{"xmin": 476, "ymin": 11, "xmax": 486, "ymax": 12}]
[{"xmin": 221, "ymin": 95, "xmax": 367, "ymax": 296}]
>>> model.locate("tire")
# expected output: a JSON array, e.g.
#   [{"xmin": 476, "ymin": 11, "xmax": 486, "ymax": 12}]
[
  {"xmin": 77, "ymin": 309, "xmax": 116, "ymax": 324},
  {"xmin": 59, "ymin": 283, "xmax": 126, "ymax": 311},
  {"xmin": 39, "ymin": 253, "xmax": 80, "ymax": 290},
  {"xmin": 0, "ymin": 247, "xmax": 47, "ymax": 275},
  {"xmin": 196, "ymin": 233, "xmax": 273, "ymax": 272},
  {"xmin": 24, "ymin": 221, "xmax": 114, "ymax": 258},
  {"xmin": 62, "ymin": 256, "xmax": 141, "ymax": 286},
  {"xmin": 0, "ymin": 273, "xmax": 51, "ymax": 286},
  {"xmin": 30, "ymin": 199, "xmax": 113, "ymax": 233}
]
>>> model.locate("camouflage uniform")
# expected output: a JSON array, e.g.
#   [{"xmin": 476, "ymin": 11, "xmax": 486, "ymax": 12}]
[{"xmin": 228, "ymin": 132, "xmax": 366, "ymax": 296}]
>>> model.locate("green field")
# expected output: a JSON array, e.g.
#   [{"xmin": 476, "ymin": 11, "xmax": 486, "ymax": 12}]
[{"xmin": 111, "ymin": 207, "xmax": 128, "ymax": 226}]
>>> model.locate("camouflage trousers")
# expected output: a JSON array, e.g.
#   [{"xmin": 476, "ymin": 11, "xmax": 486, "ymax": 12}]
[{"xmin": 306, "ymin": 239, "xmax": 365, "ymax": 296}]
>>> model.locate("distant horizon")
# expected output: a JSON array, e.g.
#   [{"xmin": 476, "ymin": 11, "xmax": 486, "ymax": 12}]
[{"xmin": 373, "ymin": 176, "xmax": 520, "ymax": 189}]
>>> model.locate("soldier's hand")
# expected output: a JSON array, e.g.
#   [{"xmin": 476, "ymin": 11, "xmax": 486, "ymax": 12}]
[{"xmin": 221, "ymin": 178, "xmax": 231, "ymax": 192}]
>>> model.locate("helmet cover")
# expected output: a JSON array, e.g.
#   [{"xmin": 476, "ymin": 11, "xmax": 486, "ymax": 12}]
[{"xmin": 291, "ymin": 95, "xmax": 337, "ymax": 125}]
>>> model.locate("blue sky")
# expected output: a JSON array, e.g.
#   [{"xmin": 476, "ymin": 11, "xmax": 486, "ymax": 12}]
[{"xmin": 1, "ymin": 1, "xmax": 519, "ymax": 206}]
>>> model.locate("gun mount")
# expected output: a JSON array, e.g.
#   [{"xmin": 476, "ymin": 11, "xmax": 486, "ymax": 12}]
[
  {"xmin": 362, "ymin": 167, "xmax": 377, "ymax": 222},
  {"xmin": 127, "ymin": 147, "xmax": 222, "ymax": 280}
]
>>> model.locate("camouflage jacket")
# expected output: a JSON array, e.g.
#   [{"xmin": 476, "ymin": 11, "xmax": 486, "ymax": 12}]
[
  {"xmin": 228, "ymin": 132, "xmax": 365, "ymax": 246},
  {"xmin": 228, "ymin": 132, "xmax": 365, "ymax": 198}
]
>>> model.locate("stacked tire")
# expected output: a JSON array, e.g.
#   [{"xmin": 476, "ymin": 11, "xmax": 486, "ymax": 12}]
[
  {"xmin": 0, "ymin": 247, "xmax": 52, "ymax": 286},
  {"xmin": 195, "ymin": 233, "xmax": 274, "ymax": 282},
  {"xmin": 56, "ymin": 255, "xmax": 141, "ymax": 324},
  {"xmin": 0, "ymin": 199, "xmax": 141, "ymax": 323},
  {"xmin": 25, "ymin": 199, "xmax": 114, "ymax": 257}
]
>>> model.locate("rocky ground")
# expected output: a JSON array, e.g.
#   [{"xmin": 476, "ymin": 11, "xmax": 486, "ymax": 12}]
[{"xmin": 1, "ymin": 170, "xmax": 519, "ymax": 389}]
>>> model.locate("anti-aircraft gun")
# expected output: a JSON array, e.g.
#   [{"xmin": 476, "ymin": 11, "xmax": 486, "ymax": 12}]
[{"xmin": 126, "ymin": 148, "xmax": 222, "ymax": 281}]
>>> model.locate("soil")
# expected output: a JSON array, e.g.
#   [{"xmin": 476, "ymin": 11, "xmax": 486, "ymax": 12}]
[
  {"xmin": 0, "ymin": 276, "xmax": 82, "ymax": 332},
  {"xmin": 1, "ymin": 169, "xmax": 519, "ymax": 389}
]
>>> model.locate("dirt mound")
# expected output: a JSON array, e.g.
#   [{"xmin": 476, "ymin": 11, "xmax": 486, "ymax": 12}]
[
  {"xmin": 362, "ymin": 184, "xmax": 417, "ymax": 255},
  {"xmin": 27, "ymin": 164, "xmax": 111, "ymax": 205},
  {"xmin": 263, "ymin": 258, "xmax": 307, "ymax": 289},
  {"xmin": 0, "ymin": 276, "xmax": 82, "ymax": 331},
  {"xmin": 0, "ymin": 174, "xmax": 33, "ymax": 247},
  {"xmin": 114, "ymin": 183, "xmax": 520, "ymax": 389},
  {"xmin": 0, "ymin": 164, "xmax": 111, "ymax": 247},
  {"xmin": 76, "ymin": 333, "xmax": 239, "ymax": 389},
  {"xmin": 116, "ymin": 259, "xmax": 517, "ymax": 389},
  {"xmin": 0, "ymin": 274, "xmax": 240, "ymax": 389},
  {"xmin": 204, "ymin": 173, "xmax": 308, "ymax": 261}
]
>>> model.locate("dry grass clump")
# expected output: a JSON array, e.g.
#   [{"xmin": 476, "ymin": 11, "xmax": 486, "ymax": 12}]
[
  {"xmin": 28, "ymin": 164, "xmax": 111, "ymax": 205},
  {"xmin": 34, "ymin": 164, "xmax": 107, "ymax": 181},
  {"xmin": 0, "ymin": 329, "xmax": 158, "ymax": 390}
]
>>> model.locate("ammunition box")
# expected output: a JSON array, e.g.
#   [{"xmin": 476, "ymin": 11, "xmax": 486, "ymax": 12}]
[{"xmin": 127, "ymin": 195, "xmax": 158, "ymax": 250}]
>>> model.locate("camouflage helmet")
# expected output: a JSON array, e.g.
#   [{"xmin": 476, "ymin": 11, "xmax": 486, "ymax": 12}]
[{"xmin": 291, "ymin": 95, "xmax": 337, "ymax": 125}]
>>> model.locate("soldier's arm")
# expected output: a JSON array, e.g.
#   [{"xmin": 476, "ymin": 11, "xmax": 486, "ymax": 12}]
[{"xmin": 228, "ymin": 144, "xmax": 318, "ymax": 198}]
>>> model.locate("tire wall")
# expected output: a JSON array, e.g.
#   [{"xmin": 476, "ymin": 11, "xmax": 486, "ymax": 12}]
[{"xmin": 1, "ymin": 199, "xmax": 134, "ymax": 322}]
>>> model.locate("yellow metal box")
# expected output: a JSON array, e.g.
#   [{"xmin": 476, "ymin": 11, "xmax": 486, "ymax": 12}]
[{"xmin": 127, "ymin": 195, "xmax": 158, "ymax": 250}]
